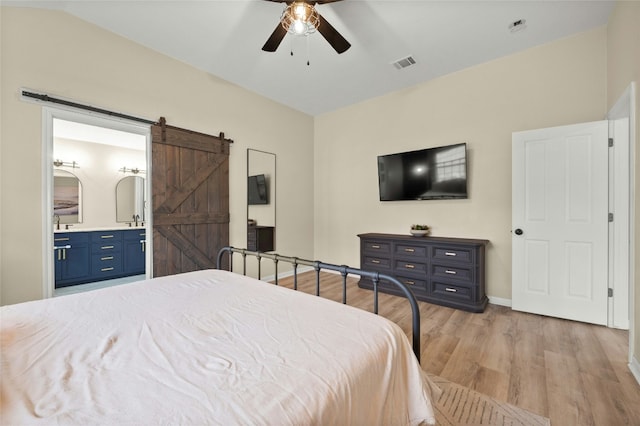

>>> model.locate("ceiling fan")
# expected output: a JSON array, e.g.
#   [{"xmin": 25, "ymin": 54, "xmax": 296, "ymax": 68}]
[{"xmin": 261, "ymin": 0, "xmax": 351, "ymax": 54}]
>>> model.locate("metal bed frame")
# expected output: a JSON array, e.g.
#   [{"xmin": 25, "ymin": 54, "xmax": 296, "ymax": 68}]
[{"xmin": 216, "ymin": 247, "xmax": 422, "ymax": 363}]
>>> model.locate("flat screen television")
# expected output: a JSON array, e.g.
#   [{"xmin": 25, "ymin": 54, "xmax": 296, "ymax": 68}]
[
  {"xmin": 248, "ymin": 174, "xmax": 268, "ymax": 205},
  {"xmin": 377, "ymin": 143, "xmax": 468, "ymax": 201}
]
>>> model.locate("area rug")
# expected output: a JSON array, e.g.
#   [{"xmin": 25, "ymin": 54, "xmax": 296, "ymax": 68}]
[{"xmin": 429, "ymin": 375, "xmax": 551, "ymax": 426}]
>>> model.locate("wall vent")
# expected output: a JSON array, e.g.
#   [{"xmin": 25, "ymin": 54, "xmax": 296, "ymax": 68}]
[{"xmin": 391, "ymin": 56, "xmax": 416, "ymax": 70}]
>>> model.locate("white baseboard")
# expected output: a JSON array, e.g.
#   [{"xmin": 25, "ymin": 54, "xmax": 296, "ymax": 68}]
[
  {"xmin": 260, "ymin": 266, "xmax": 315, "ymax": 283},
  {"xmin": 488, "ymin": 296, "xmax": 512, "ymax": 307},
  {"xmin": 630, "ymin": 356, "xmax": 640, "ymax": 386}
]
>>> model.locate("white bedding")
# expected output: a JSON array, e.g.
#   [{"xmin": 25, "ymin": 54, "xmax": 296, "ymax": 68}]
[{"xmin": 1, "ymin": 269, "xmax": 437, "ymax": 425}]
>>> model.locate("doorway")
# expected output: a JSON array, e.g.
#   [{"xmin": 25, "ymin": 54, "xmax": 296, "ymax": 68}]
[
  {"xmin": 511, "ymin": 83, "xmax": 635, "ymax": 357},
  {"xmin": 43, "ymin": 107, "xmax": 152, "ymax": 298},
  {"xmin": 512, "ymin": 120, "xmax": 610, "ymax": 325}
]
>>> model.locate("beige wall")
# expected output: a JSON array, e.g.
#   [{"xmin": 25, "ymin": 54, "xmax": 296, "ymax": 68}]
[
  {"xmin": 314, "ymin": 27, "xmax": 607, "ymax": 301},
  {"xmin": 0, "ymin": 7, "xmax": 315, "ymax": 305},
  {"xmin": 607, "ymin": 1, "xmax": 640, "ymax": 366}
]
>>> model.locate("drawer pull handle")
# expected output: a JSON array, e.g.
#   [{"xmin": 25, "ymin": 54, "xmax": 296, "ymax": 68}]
[
  {"xmin": 404, "ymin": 248, "xmax": 415, "ymax": 253},
  {"xmin": 445, "ymin": 270, "xmax": 457, "ymax": 275},
  {"xmin": 371, "ymin": 244, "xmax": 380, "ymax": 249},
  {"xmin": 53, "ymin": 245, "xmax": 71, "ymax": 250},
  {"xmin": 101, "ymin": 256, "xmax": 114, "ymax": 261},
  {"xmin": 371, "ymin": 259, "xmax": 381, "ymax": 264},
  {"xmin": 101, "ymin": 267, "xmax": 114, "ymax": 272},
  {"xmin": 101, "ymin": 245, "xmax": 114, "ymax": 250},
  {"xmin": 405, "ymin": 264, "xmax": 415, "ymax": 269},
  {"xmin": 54, "ymin": 237, "xmax": 70, "ymax": 242},
  {"xmin": 445, "ymin": 287, "xmax": 457, "ymax": 293},
  {"xmin": 445, "ymin": 252, "xmax": 457, "ymax": 256},
  {"xmin": 405, "ymin": 280, "xmax": 415, "ymax": 285},
  {"xmin": 100, "ymin": 235, "xmax": 114, "ymax": 239}
]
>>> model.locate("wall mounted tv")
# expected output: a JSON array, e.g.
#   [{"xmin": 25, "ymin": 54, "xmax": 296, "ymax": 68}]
[
  {"xmin": 248, "ymin": 174, "xmax": 269, "ymax": 205},
  {"xmin": 377, "ymin": 143, "xmax": 468, "ymax": 201}
]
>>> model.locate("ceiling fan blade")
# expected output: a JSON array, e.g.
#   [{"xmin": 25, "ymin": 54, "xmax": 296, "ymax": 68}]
[
  {"xmin": 316, "ymin": 13, "xmax": 350, "ymax": 54},
  {"xmin": 262, "ymin": 23, "xmax": 287, "ymax": 52}
]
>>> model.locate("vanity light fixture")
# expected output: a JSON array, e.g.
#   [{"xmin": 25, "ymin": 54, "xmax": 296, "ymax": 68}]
[
  {"xmin": 119, "ymin": 166, "xmax": 146, "ymax": 174},
  {"xmin": 53, "ymin": 159, "xmax": 79, "ymax": 168}
]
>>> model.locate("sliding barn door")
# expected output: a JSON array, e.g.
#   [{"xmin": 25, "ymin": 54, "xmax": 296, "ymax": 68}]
[{"xmin": 152, "ymin": 118, "xmax": 232, "ymax": 277}]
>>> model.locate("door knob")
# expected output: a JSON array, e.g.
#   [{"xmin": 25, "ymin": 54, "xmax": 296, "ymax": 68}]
[{"xmin": 514, "ymin": 228, "xmax": 524, "ymax": 235}]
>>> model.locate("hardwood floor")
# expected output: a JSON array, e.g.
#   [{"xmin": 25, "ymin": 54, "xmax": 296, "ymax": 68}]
[{"xmin": 274, "ymin": 271, "xmax": 640, "ymax": 426}]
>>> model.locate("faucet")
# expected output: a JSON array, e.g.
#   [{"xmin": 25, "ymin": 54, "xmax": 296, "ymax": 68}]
[
  {"xmin": 133, "ymin": 214, "xmax": 139, "ymax": 227},
  {"xmin": 53, "ymin": 214, "xmax": 60, "ymax": 230}
]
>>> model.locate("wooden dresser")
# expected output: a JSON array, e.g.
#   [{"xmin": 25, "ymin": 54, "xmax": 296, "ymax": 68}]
[{"xmin": 358, "ymin": 233, "xmax": 489, "ymax": 312}]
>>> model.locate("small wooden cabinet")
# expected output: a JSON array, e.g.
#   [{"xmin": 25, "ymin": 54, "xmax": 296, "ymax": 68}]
[
  {"xmin": 247, "ymin": 225, "xmax": 275, "ymax": 252},
  {"xmin": 358, "ymin": 233, "xmax": 489, "ymax": 312},
  {"xmin": 54, "ymin": 229, "xmax": 146, "ymax": 288}
]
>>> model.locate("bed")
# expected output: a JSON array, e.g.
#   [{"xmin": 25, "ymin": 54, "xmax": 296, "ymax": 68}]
[{"xmin": 1, "ymin": 249, "xmax": 438, "ymax": 425}]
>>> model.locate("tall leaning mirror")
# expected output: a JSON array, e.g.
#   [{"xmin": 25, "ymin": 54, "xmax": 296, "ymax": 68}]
[{"xmin": 247, "ymin": 149, "xmax": 276, "ymax": 252}]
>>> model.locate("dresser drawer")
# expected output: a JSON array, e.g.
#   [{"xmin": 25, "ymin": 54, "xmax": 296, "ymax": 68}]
[
  {"xmin": 91, "ymin": 253, "xmax": 123, "ymax": 276},
  {"xmin": 395, "ymin": 244, "xmax": 427, "ymax": 258},
  {"xmin": 395, "ymin": 259, "xmax": 427, "ymax": 275},
  {"xmin": 123, "ymin": 230, "xmax": 146, "ymax": 241},
  {"xmin": 362, "ymin": 255, "xmax": 392, "ymax": 271},
  {"xmin": 54, "ymin": 232, "xmax": 89, "ymax": 244},
  {"xmin": 91, "ymin": 241, "xmax": 122, "ymax": 254},
  {"xmin": 91, "ymin": 230, "xmax": 121, "ymax": 241},
  {"xmin": 395, "ymin": 275, "xmax": 428, "ymax": 292},
  {"xmin": 431, "ymin": 281, "xmax": 474, "ymax": 302},
  {"xmin": 431, "ymin": 264, "xmax": 473, "ymax": 282},
  {"xmin": 362, "ymin": 240, "xmax": 391, "ymax": 255},
  {"xmin": 431, "ymin": 246, "xmax": 474, "ymax": 264}
]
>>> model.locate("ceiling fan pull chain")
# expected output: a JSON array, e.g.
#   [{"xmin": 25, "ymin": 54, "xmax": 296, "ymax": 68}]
[{"xmin": 306, "ymin": 35, "xmax": 310, "ymax": 66}]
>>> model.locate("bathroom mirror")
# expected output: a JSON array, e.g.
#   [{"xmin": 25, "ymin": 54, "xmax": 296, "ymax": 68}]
[
  {"xmin": 247, "ymin": 149, "xmax": 276, "ymax": 252},
  {"xmin": 53, "ymin": 169, "xmax": 83, "ymax": 226},
  {"xmin": 116, "ymin": 176, "xmax": 146, "ymax": 224}
]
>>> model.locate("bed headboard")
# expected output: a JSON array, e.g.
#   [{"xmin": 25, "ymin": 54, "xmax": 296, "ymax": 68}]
[{"xmin": 216, "ymin": 247, "xmax": 422, "ymax": 363}]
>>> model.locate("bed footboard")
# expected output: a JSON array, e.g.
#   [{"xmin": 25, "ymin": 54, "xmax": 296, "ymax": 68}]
[{"xmin": 216, "ymin": 247, "xmax": 421, "ymax": 363}]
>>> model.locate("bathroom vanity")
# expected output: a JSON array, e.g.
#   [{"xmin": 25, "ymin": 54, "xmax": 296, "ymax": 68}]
[{"xmin": 54, "ymin": 228, "xmax": 146, "ymax": 288}]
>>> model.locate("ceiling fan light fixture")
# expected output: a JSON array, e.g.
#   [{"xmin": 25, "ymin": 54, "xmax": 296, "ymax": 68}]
[{"xmin": 281, "ymin": 2, "xmax": 319, "ymax": 36}]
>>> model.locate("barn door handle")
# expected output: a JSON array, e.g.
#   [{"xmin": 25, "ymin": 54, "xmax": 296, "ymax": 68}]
[{"xmin": 514, "ymin": 228, "xmax": 524, "ymax": 235}]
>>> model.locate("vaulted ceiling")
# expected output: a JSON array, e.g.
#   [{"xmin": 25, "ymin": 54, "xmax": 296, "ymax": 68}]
[{"xmin": 6, "ymin": 1, "xmax": 615, "ymax": 115}]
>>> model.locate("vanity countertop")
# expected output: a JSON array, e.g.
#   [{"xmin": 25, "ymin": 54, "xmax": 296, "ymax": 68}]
[{"xmin": 54, "ymin": 226, "xmax": 146, "ymax": 233}]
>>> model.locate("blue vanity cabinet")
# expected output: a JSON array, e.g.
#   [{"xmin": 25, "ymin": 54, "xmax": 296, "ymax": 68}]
[
  {"xmin": 54, "ymin": 232, "xmax": 91, "ymax": 288},
  {"xmin": 90, "ymin": 230, "xmax": 124, "ymax": 280},
  {"xmin": 122, "ymin": 229, "xmax": 146, "ymax": 275}
]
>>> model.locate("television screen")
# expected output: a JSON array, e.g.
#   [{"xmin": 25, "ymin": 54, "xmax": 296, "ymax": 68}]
[
  {"xmin": 377, "ymin": 143, "xmax": 468, "ymax": 201},
  {"xmin": 248, "ymin": 174, "xmax": 268, "ymax": 205}
]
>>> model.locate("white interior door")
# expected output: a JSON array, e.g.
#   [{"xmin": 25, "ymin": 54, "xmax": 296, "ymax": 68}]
[{"xmin": 512, "ymin": 121, "xmax": 608, "ymax": 325}]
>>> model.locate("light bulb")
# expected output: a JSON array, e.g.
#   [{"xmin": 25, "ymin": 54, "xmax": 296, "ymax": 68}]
[
  {"xmin": 294, "ymin": 3, "xmax": 307, "ymax": 20},
  {"xmin": 293, "ymin": 20, "xmax": 306, "ymax": 35}
]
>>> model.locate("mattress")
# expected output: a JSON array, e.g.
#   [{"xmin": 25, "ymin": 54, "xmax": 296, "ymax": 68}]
[{"xmin": 1, "ymin": 269, "xmax": 437, "ymax": 425}]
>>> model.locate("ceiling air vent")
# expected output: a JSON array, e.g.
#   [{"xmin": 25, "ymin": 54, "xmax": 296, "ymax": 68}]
[{"xmin": 391, "ymin": 55, "xmax": 416, "ymax": 70}]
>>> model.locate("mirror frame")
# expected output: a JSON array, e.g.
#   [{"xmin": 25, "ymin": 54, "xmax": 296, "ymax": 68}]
[
  {"xmin": 53, "ymin": 169, "xmax": 83, "ymax": 226},
  {"xmin": 247, "ymin": 149, "xmax": 276, "ymax": 251},
  {"xmin": 115, "ymin": 175, "xmax": 146, "ymax": 224}
]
